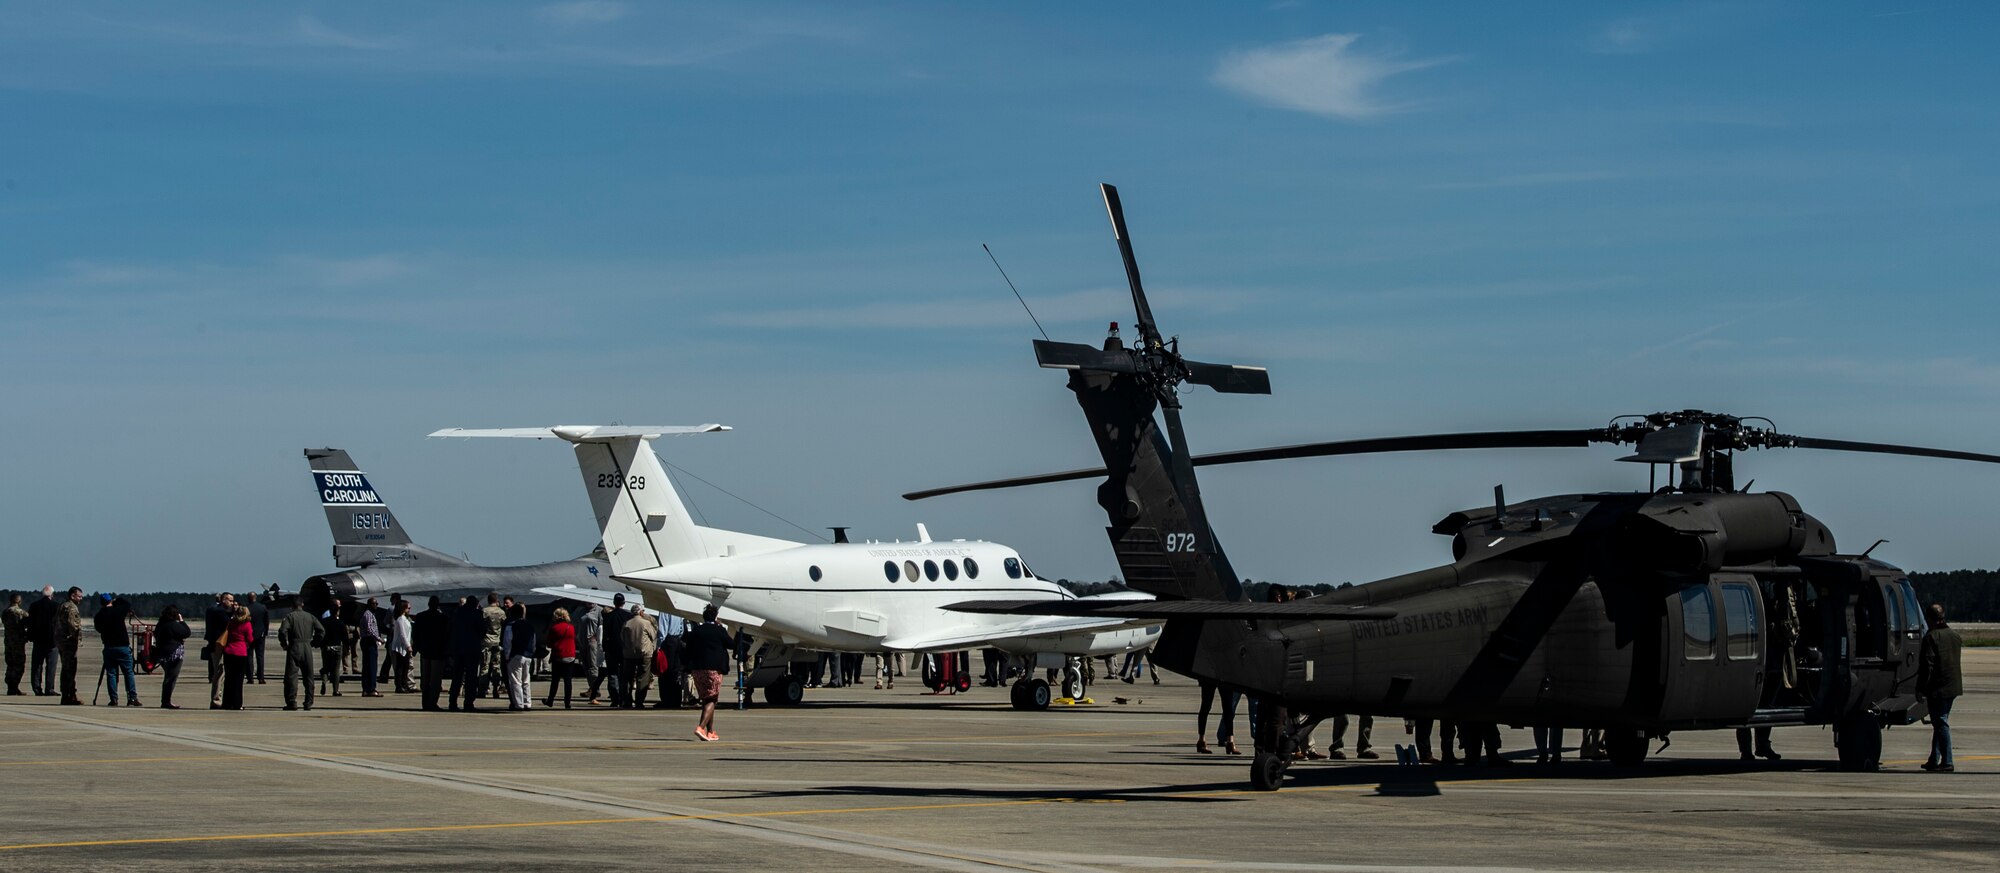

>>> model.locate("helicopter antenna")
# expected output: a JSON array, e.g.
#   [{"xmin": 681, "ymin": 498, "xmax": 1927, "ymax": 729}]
[
  {"xmin": 1861, "ymin": 539, "xmax": 1888, "ymax": 558},
  {"xmin": 984, "ymin": 243, "xmax": 1049, "ymax": 342}
]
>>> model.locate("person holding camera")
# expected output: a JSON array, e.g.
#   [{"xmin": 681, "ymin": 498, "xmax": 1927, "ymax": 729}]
[{"xmin": 153, "ymin": 604, "xmax": 192, "ymax": 709}]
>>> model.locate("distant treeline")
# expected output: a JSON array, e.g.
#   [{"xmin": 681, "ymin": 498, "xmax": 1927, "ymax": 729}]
[{"xmin": 1909, "ymin": 571, "xmax": 2000, "ymax": 622}]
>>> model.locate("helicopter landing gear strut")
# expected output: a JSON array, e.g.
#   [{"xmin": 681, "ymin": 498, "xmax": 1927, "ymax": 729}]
[
  {"xmin": 1249, "ymin": 696, "xmax": 1296, "ymax": 791},
  {"xmin": 1834, "ymin": 712, "xmax": 1883, "ymax": 772}
]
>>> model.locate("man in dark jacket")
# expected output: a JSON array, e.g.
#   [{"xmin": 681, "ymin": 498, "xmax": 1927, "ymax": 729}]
[
  {"xmin": 1918, "ymin": 602, "xmax": 1964, "ymax": 773},
  {"xmin": 27, "ymin": 586, "xmax": 57, "ymax": 696},
  {"xmin": 203, "ymin": 592, "xmax": 235, "ymax": 707},
  {"xmin": 448, "ymin": 596, "xmax": 486, "ymax": 711},
  {"xmin": 603, "ymin": 595, "xmax": 631, "ymax": 707},
  {"xmin": 413, "ymin": 596, "xmax": 451, "ymax": 712},
  {"xmin": 319, "ymin": 605, "xmax": 347, "ymax": 697},
  {"xmin": 246, "ymin": 592, "xmax": 271, "ymax": 684},
  {"xmin": 94, "ymin": 596, "xmax": 139, "ymax": 706},
  {"xmin": 684, "ymin": 605, "xmax": 732, "ymax": 741},
  {"xmin": 3, "ymin": 593, "xmax": 28, "ymax": 695}
]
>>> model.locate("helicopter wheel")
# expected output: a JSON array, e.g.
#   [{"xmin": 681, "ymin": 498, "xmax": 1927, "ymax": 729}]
[
  {"xmin": 1835, "ymin": 714, "xmax": 1883, "ymax": 772},
  {"xmin": 1605, "ymin": 729, "xmax": 1648, "ymax": 767},
  {"xmin": 1250, "ymin": 751, "xmax": 1288, "ymax": 791},
  {"xmin": 1010, "ymin": 678, "xmax": 1052, "ymax": 711}
]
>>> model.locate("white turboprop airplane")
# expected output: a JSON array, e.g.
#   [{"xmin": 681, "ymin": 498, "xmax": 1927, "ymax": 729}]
[{"xmin": 429, "ymin": 425, "xmax": 1160, "ymax": 709}]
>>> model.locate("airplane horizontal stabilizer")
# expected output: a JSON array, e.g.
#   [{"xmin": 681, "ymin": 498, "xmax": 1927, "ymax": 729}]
[
  {"xmin": 529, "ymin": 585, "xmax": 766, "ymax": 629},
  {"xmin": 430, "ymin": 425, "xmax": 729, "ymax": 443},
  {"xmin": 945, "ymin": 599, "xmax": 1396, "ymax": 621}
]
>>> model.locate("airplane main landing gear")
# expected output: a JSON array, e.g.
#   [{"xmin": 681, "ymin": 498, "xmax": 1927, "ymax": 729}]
[
  {"xmin": 1010, "ymin": 678, "xmax": 1052, "ymax": 711},
  {"xmin": 1251, "ymin": 751, "xmax": 1288, "ymax": 791},
  {"xmin": 762, "ymin": 673, "xmax": 804, "ymax": 706}
]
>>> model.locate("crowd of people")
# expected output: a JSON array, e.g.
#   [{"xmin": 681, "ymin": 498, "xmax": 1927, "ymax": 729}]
[{"xmin": 0, "ymin": 585, "xmax": 1972, "ymax": 764}]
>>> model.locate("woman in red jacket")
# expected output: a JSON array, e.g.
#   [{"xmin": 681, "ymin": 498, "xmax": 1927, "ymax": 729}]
[
  {"xmin": 221, "ymin": 605, "xmax": 254, "ymax": 710},
  {"xmin": 543, "ymin": 608, "xmax": 578, "ymax": 709}
]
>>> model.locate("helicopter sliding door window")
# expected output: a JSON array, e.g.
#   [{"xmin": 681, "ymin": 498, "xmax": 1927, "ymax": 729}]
[
  {"xmin": 1680, "ymin": 586, "xmax": 1717, "ymax": 660},
  {"xmin": 1720, "ymin": 583, "xmax": 1760, "ymax": 660}
]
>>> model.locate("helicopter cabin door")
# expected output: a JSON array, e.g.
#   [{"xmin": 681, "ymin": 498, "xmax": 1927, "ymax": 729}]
[{"xmin": 1660, "ymin": 574, "xmax": 1764, "ymax": 723}]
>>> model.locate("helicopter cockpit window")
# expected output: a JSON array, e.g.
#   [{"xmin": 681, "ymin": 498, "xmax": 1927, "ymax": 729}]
[
  {"xmin": 1004, "ymin": 557, "xmax": 1023, "ymax": 579},
  {"xmin": 1721, "ymin": 583, "xmax": 1759, "ymax": 660},
  {"xmin": 1897, "ymin": 580, "xmax": 1926, "ymax": 634},
  {"xmin": 1681, "ymin": 586, "xmax": 1716, "ymax": 660}
]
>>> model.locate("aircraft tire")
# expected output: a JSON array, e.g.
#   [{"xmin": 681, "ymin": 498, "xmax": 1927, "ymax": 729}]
[
  {"xmin": 1061, "ymin": 671, "xmax": 1085, "ymax": 700},
  {"xmin": 1011, "ymin": 678, "xmax": 1052, "ymax": 711},
  {"xmin": 1606, "ymin": 729, "xmax": 1647, "ymax": 767},
  {"xmin": 1250, "ymin": 751, "xmax": 1286, "ymax": 791},
  {"xmin": 762, "ymin": 675, "xmax": 805, "ymax": 706}
]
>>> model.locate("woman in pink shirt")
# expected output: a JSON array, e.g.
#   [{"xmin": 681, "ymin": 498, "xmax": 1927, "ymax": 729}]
[{"xmin": 222, "ymin": 605, "xmax": 253, "ymax": 710}]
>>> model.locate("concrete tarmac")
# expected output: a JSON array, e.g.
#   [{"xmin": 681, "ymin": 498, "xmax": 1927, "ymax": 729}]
[{"xmin": 2, "ymin": 647, "xmax": 1995, "ymax": 872}]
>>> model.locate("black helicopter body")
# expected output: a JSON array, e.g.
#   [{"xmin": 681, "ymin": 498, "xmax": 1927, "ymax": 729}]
[{"xmin": 915, "ymin": 185, "xmax": 1994, "ymax": 790}]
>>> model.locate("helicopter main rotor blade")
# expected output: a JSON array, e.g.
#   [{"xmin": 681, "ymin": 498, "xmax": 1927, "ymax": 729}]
[
  {"xmin": 1100, "ymin": 183, "xmax": 1161, "ymax": 346},
  {"xmin": 904, "ymin": 428, "xmax": 1605, "ymax": 501},
  {"xmin": 1780, "ymin": 435, "xmax": 2000, "ymax": 465},
  {"xmin": 1185, "ymin": 429, "xmax": 1604, "ymax": 467}
]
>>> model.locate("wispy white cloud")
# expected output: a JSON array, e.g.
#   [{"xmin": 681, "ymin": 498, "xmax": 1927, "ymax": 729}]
[
  {"xmin": 1426, "ymin": 170, "xmax": 1626, "ymax": 190},
  {"xmin": 294, "ymin": 14, "xmax": 400, "ymax": 51},
  {"xmin": 538, "ymin": 1, "xmax": 631, "ymax": 26},
  {"xmin": 1588, "ymin": 16, "xmax": 1664, "ymax": 55},
  {"xmin": 1212, "ymin": 33, "xmax": 1449, "ymax": 120}
]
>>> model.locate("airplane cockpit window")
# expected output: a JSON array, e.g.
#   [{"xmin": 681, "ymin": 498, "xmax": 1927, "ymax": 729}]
[
  {"xmin": 943, "ymin": 559, "xmax": 960, "ymax": 581},
  {"xmin": 964, "ymin": 558, "xmax": 980, "ymax": 579},
  {"xmin": 904, "ymin": 560, "xmax": 920, "ymax": 583},
  {"xmin": 1023, "ymin": 563, "xmax": 1036, "ymax": 579},
  {"xmin": 924, "ymin": 560, "xmax": 940, "ymax": 581},
  {"xmin": 809, "ymin": 565, "xmax": 823, "ymax": 582},
  {"xmin": 883, "ymin": 561, "xmax": 899, "ymax": 583},
  {"xmin": 1681, "ymin": 586, "xmax": 1716, "ymax": 660},
  {"xmin": 1721, "ymin": 583, "xmax": 1759, "ymax": 660},
  {"xmin": 1004, "ymin": 557, "xmax": 1023, "ymax": 579}
]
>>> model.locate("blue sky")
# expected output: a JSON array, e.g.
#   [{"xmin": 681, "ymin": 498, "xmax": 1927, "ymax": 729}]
[{"xmin": 3, "ymin": 2, "xmax": 1997, "ymax": 593}]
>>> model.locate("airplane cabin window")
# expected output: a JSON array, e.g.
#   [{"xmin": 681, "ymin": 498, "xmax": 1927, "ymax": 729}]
[
  {"xmin": 943, "ymin": 559, "xmax": 959, "ymax": 580},
  {"xmin": 1721, "ymin": 583, "xmax": 1759, "ymax": 660},
  {"xmin": 1004, "ymin": 557, "xmax": 1023, "ymax": 579},
  {"xmin": 883, "ymin": 561, "xmax": 899, "ymax": 583},
  {"xmin": 1681, "ymin": 586, "xmax": 1716, "ymax": 660},
  {"xmin": 809, "ymin": 565, "xmax": 823, "ymax": 582},
  {"xmin": 924, "ymin": 560, "xmax": 940, "ymax": 582},
  {"xmin": 964, "ymin": 558, "xmax": 979, "ymax": 579},
  {"xmin": 904, "ymin": 560, "xmax": 920, "ymax": 583}
]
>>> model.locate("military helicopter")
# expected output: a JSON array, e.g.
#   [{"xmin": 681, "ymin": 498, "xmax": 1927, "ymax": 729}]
[{"xmin": 908, "ymin": 184, "xmax": 2000, "ymax": 790}]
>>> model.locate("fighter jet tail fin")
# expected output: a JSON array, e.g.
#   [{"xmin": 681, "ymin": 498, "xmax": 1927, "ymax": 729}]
[
  {"xmin": 428, "ymin": 426, "xmax": 728, "ymax": 578},
  {"xmin": 304, "ymin": 448, "xmax": 468, "ymax": 569}
]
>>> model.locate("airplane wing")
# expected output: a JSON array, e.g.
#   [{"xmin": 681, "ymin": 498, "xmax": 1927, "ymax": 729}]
[
  {"xmin": 881, "ymin": 615, "xmax": 1143, "ymax": 652},
  {"xmin": 529, "ymin": 585, "xmax": 766, "ymax": 630},
  {"xmin": 945, "ymin": 599, "xmax": 1397, "ymax": 620}
]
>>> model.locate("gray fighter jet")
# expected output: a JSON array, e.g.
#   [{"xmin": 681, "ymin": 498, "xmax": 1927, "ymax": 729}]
[{"xmin": 299, "ymin": 448, "xmax": 628, "ymax": 612}]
